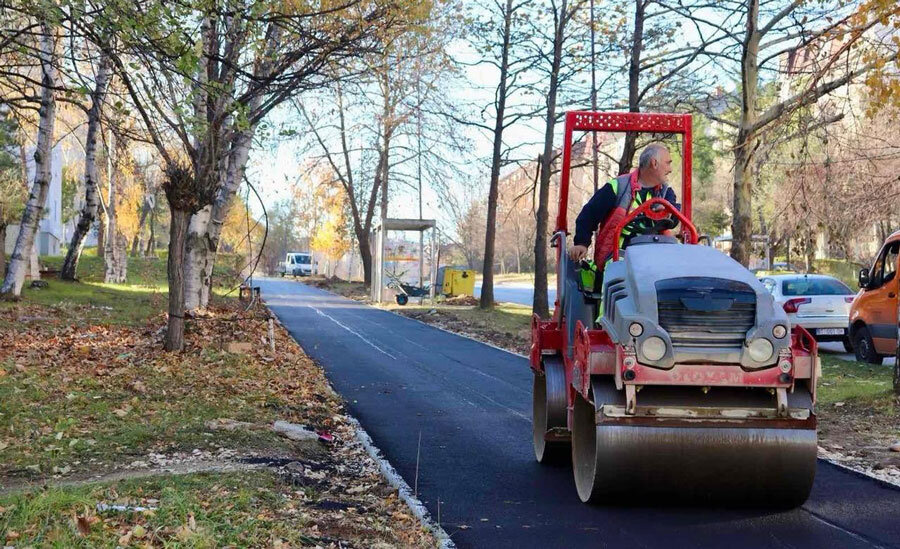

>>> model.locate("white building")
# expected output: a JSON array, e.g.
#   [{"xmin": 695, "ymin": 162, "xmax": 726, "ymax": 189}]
[{"xmin": 4, "ymin": 144, "xmax": 64, "ymax": 257}]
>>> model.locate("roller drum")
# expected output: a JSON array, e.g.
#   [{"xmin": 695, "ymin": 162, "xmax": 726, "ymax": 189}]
[
  {"xmin": 573, "ymin": 378, "xmax": 817, "ymax": 506},
  {"xmin": 533, "ymin": 357, "xmax": 569, "ymax": 463}
]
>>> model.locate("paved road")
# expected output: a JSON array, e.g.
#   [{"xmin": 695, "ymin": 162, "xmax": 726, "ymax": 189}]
[
  {"xmin": 475, "ymin": 281, "xmax": 556, "ymax": 308},
  {"xmin": 261, "ymin": 278, "xmax": 900, "ymax": 549}
]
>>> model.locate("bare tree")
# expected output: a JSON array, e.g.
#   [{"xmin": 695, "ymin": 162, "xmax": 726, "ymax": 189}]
[
  {"xmin": 691, "ymin": 0, "xmax": 899, "ymax": 266},
  {"xmin": 530, "ymin": 0, "xmax": 588, "ymax": 318},
  {"xmin": 299, "ymin": 8, "xmax": 462, "ymax": 287},
  {"xmin": 468, "ymin": 0, "xmax": 537, "ymax": 308},
  {"xmin": 615, "ymin": 0, "xmax": 735, "ymax": 172},
  {"xmin": 73, "ymin": 0, "xmax": 412, "ymax": 349}
]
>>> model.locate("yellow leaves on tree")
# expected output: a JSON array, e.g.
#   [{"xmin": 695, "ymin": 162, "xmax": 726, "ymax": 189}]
[
  {"xmin": 847, "ymin": 0, "xmax": 900, "ymax": 115},
  {"xmin": 310, "ymin": 184, "xmax": 350, "ymax": 276},
  {"xmin": 220, "ymin": 195, "xmax": 263, "ymax": 256},
  {"xmin": 115, "ymin": 181, "xmax": 143, "ymax": 244}
]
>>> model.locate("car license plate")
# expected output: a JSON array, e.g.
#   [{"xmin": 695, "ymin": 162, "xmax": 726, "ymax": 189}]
[{"xmin": 817, "ymin": 328, "xmax": 844, "ymax": 336}]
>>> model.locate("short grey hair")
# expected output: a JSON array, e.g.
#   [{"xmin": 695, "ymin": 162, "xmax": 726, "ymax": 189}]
[{"xmin": 638, "ymin": 143, "xmax": 667, "ymax": 170}]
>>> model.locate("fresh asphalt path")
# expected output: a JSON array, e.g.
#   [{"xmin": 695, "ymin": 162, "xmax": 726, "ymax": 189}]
[
  {"xmin": 476, "ymin": 281, "xmax": 557, "ymax": 309},
  {"xmin": 260, "ymin": 278, "xmax": 900, "ymax": 549}
]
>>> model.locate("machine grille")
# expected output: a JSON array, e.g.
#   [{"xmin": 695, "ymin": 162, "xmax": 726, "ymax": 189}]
[{"xmin": 656, "ymin": 277, "xmax": 756, "ymax": 348}]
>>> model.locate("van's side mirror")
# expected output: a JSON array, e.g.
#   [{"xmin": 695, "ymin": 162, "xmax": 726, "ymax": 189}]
[{"xmin": 858, "ymin": 268, "xmax": 870, "ymax": 289}]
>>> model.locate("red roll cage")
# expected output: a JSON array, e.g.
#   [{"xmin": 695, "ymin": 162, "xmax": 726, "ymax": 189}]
[{"xmin": 555, "ymin": 111, "xmax": 693, "ymax": 236}]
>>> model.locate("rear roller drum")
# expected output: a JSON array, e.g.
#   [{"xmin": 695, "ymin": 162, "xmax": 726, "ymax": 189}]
[
  {"xmin": 572, "ymin": 377, "xmax": 818, "ymax": 506},
  {"xmin": 532, "ymin": 357, "xmax": 569, "ymax": 463}
]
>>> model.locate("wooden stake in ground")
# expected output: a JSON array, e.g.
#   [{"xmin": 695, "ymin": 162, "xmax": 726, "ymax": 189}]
[{"xmin": 268, "ymin": 317, "xmax": 276, "ymax": 353}]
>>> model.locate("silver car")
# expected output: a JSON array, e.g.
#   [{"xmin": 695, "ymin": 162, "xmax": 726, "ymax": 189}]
[{"xmin": 758, "ymin": 274, "xmax": 855, "ymax": 351}]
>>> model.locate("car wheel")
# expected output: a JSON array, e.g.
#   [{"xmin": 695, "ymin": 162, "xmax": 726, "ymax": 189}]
[
  {"xmin": 396, "ymin": 294, "xmax": 409, "ymax": 306},
  {"xmin": 842, "ymin": 336, "xmax": 853, "ymax": 353},
  {"xmin": 853, "ymin": 326, "xmax": 884, "ymax": 364}
]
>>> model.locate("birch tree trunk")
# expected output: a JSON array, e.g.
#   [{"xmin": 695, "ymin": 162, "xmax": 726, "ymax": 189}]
[
  {"xmin": 183, "ymin": 205, "xmax": 212, "ymax": 310},
  {"xmin": 61, "ymin": 54, "xmax": 111, "ymax": 280},
  {"xmin": 0, "ymin": 22, "xmax": 57, "ymax": 297},
  {"xmin": 184, "ymin": 20, "xmax": 281, "ymax": 310},
  {"xmin": 130, "ymin": 189, "xmax": 154, "ymax": 257},
  {"xmin": 479, "ymin": 0, "xmax": 514, "ymax": 310},
  {"xmin": 191, "ymin": 130, "xmax": 255, "ymax": 310},
  {"xmin": 104, "ymin": 133, "xmax": 127, "ymax": 283},
  {"xmin": 145, "ymin": 208, "xmax": 155, "ymax": 257},
  {"xmin": 182, "ymin": 14, "xmax": 215, "ymax": 311}
]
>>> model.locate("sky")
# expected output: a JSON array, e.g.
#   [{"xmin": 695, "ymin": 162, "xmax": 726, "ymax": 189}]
[{"xmin": 242, "ymin": 1, "xmax": 751, "ymax": 234}]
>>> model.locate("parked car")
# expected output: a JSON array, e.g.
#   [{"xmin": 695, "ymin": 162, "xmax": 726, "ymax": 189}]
[
  {"xmin": 759, "ymin": 274, "xmax": 855, "ymax": 352},
  {"xmin": 281, "ymin": 252, "xmax": 314, "ymax": 277},
  {"xmin": 849, "ymin": 232, "xmax": 899, "ymax": 364}
]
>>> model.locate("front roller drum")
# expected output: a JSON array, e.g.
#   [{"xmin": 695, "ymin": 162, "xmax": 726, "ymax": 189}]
[
  {"xmin": 533, "ymin": 357, "xmax": 569, "ymax": 463},
  {"xmin": 572, "ymin": 378, "xmax": 817, "ymax": 506}
]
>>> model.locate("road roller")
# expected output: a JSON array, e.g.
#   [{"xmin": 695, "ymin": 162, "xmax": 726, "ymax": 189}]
[{"xmin": 530, "ymin": 111, "xmax": 819, "ymax": 506}]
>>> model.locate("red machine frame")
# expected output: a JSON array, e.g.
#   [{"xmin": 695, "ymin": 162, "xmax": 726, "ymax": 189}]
[
  {"xmin": 531, "ymin": 111, "xmax": 817, "ymax": 425},
  {"xmin": 555, "ymin": 111, "xmax": 693, "ymax": 234}
]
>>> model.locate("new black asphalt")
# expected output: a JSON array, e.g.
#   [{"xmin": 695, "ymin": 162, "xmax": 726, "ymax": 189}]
[{"xmin": 259, "ymin": 278, "xmax": 900, "ymax": 549}]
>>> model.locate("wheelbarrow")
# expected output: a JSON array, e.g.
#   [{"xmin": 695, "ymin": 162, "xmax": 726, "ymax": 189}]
[{"xmin": 385, "ymin": 271, "xmax": 430, "ymax": 305}]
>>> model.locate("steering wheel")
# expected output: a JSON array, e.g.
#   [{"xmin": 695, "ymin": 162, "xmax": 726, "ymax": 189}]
[{"xmin": 624, "ymin": 214, "xmax": 677, "ymax": 236}]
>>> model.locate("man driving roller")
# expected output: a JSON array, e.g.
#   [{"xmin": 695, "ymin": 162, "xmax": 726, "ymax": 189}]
[{"xmin": 568, "ymin": 143, "xmax": 676, "ymax": 264}]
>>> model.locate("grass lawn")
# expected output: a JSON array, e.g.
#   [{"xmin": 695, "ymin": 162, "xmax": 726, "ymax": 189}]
[
  {"xmin": 818, "ymin": 354, "xmax": 896, "ymax": 407},
  {"xmin": 1, "ymin": 251, "xmax": 246, "ymax": 327},
  {"xmin": 0, "ymin": 316, "xmax": 328, "ymax": 478},
  {"xmin": 385, "ymin": 300, "xmax": 533, "ymax": 355},
  {"xmin": 816, "ymin": 354, "xmax": 898, "ymax": 474},
  {"xmin": 0, "ymin": 253, "xmax": 435, "ymax": 546},
  {"xmin": 0, "ymin": 471, "xmax": 338, "ymax": 547}
]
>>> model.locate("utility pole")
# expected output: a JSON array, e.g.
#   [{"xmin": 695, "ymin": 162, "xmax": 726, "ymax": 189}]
[{"xmin": 416, "ymin": 71, "xmax": 425, "ymax": 295}]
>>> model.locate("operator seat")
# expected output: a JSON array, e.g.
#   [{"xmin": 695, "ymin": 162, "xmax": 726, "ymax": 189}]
[{"xmin": 563, "ymin": 256, "xmax": 596, "ymax": 359}]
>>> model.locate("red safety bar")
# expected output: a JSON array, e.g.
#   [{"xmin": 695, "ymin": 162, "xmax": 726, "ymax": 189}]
[
  {"xmin": 610, "ymin": 198, "xmax": 699, "ymax": 261},
  {"xmin": 555, "ymin": 111, "xmax": 693, "ymax": 235}
]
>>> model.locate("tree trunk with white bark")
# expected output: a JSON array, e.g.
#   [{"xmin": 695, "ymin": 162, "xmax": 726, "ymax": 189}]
[
  {"xmin": 130, "ymin": 188, "xmax": 155, "ymax": 257},
  {"xmin": 61, "ymin": 54, "xmax": 110, "ymax": 280},
  {"xmin": 104, "ymin": 133, "xmax": 127, "ymax": 283},
  {"xmin": 0, "ymin": 22, "xmax": 57, "ymax": 297},
  {"xmin": 185, "ymin": 129, "xmax": 254, "ymax": 310},
  {"xmin": 183, "ymin": 204, "xmax": 212, "ymax": 310}
]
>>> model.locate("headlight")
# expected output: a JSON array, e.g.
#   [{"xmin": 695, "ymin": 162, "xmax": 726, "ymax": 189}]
[
  {"xmin": 641, "ymin": 336, "xmax": 666, "ymax": 361},
  {"xmin": 773, "ymin": 325, "xmax": 787, "ymax": 339},
  {"xmin": 629, "ymin": 322, "xmax": 644, "ymax": 337},
  {"xmin": 747, "ymin": 338, "xmax": 774, "ymax": 362}
]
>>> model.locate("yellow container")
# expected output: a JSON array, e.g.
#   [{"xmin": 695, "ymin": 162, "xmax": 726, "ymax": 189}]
[{"xmin": 439, "ymin": 268, "xmax": 476, "ymax": 296}]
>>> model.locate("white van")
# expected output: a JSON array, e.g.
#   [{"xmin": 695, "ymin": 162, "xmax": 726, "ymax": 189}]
[{"xmin": 282, "ymin": 252, "xmax": 314, "ymax": 277}]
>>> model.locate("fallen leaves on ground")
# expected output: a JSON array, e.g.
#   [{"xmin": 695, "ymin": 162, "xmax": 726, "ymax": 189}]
[{"xmin": 0, "ymin": 294, "xmax": 436, "ymax": 547}]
